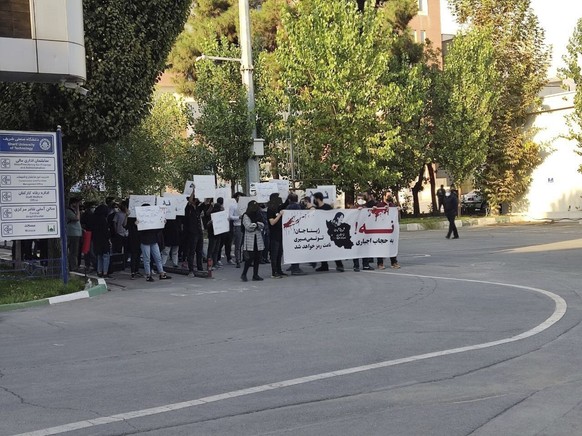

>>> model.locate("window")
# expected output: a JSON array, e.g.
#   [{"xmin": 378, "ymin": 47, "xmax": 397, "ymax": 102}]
[
  {"xmin": 418, "ymin": 0, "xmax": 428, "ymax": 15},
  {"xmin": 0, "ymin": 0, "xmax": 32, "ymax": 39},
  {"xmin": 420, "ymin": 30, "xmax": 426, "ymax": 43}
]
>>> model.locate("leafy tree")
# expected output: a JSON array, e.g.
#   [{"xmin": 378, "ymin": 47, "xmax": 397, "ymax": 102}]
[
  {"xmin": 192, "ymin": 40, "xmax": 254, "ymax": 188},
  {"xmin": 434, "ymin": 26, "xmax": 501, "ymax": 190},
  {"xmin": 0, "ymin": 0, "xmax": 191, "ymax": 191},
  {"xmin": 275, "ymin": 0, "xmax": 401, "ymax": 193},
  {"xmin": 560, "ymin": 17, "xmax": 582, "ymax": 172},
  {"xmin": 448, "ymin": 0, "xmax": 550, "ymax": 209},
  {"xmin": 94, "ymin": 93, "xmax": 201, "ymax": 196}
]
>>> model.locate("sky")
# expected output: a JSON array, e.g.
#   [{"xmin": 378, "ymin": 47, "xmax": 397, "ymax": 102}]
[{"xmin": 440, "ymin": 0, "xmax": 582, "ymax": 78}]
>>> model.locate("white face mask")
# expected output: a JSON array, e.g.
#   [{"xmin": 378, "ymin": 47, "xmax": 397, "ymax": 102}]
[{"xmin": 356, "ymin": 199, "xmax": 366, "ymax": 205}]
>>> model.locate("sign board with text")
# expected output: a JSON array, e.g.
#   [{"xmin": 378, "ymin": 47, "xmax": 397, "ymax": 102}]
[{"xmin": 0, "ymin": 131, "xmax": 61, "ymax": 240}]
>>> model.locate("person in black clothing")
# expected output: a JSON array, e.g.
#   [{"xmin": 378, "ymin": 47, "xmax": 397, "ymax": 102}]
[
  {"xmin": 125, "ymin": 215, "xmax": 142, "ymax": 279},
  {"xmin": 436, "ymin": 184, "xmax": 446, "ymax": 213},
  {"xmin": 361, "ymin": 190, "xmax": 377, "ymax": 270},
  {"xmin": 444, "ymin": 189, "xmax": 460, "ymax": 239},
  {"xmin": 313, "ymin": 192, "xmax": 344, "ymax": 272},
  {"xmin": 206, "ymin": 198, "xmax": 224, "ymax": 269},
  {"xmin": 90, "ymin": 204, "xmax": 112, "ymax": 278},
  {"xmin": 161, "ymin": 218, "xmax": 180, "ymax": 268},
  {"xmin": 286, "ymin": 193, "xmax": 307, "ymax": 275},
  {"xmin": 267, "ymin": 192, "xmax": 285, "ymax": 278},
  {"xmin": 184, "ymin": 193, "xmax": 204, "ymax": 277}
]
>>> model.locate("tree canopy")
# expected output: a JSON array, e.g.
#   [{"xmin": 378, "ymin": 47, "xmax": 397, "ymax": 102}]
[
  {"xmin": 448, "ymin": 0, "xmax": 550, "ymax": 208},
  {"xmin": 0, "ymin": 0, "xmax": 191, "ymax": 190}
]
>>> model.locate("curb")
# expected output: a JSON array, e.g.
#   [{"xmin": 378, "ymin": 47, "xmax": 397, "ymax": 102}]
[
  {"xmin": 401, "ymin": 215, "xmax": 529, "ymax": 232},
  {"xmin": 0, "ymin": 278, "xmax": 108, "ymax": 312}
]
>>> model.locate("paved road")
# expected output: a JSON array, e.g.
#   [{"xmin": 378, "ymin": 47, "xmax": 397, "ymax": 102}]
[{"xmin": 1, "ymin": 223, "xmax": 582, "ymax": 436}]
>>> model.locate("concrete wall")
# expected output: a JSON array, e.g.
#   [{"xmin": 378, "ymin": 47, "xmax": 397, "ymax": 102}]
[
  {"xmin": 0, "ymin": 0, "xmax": 86, "ymax": 84},
  {"xmin": 517, "ymin": 91, "xmax": 582, "ymax": 220}
]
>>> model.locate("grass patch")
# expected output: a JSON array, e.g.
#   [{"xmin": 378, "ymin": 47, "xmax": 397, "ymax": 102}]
[
  {"xmin": 0, "ymin": 276, "xmax": 86, "ymax": 305},
  {"xmin": 401, "ymin": 216, "xmax": 446, "ymax": 228}
]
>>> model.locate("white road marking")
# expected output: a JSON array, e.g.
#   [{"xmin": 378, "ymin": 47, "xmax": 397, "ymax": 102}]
[{"xmin": 13, "ymin": 273, "xmax": 567, "ymax": 436}]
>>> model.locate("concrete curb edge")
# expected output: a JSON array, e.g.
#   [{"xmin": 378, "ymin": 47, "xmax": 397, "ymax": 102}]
[{"xmin": 0, "ymin": 278, "xmax": 109, "ymax": 312}]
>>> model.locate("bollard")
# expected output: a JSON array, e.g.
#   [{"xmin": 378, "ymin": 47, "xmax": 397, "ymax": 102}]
[{"xmin": 207, "ymin": 257, "xmax": 213, "ymax": 278}]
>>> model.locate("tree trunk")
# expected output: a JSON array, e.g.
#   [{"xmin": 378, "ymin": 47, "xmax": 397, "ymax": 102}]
[
  {"xmin": 411, "ymin": 164, "xmax": 425, "ymax": 216},
  {"xmin": 427, "ymin": 163, "xmax": 438, "ymax": 216}
]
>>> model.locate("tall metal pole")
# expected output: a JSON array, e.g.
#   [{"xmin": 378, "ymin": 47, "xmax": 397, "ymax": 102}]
[
  {"xmin": 56, "ymin": 126, "xmax": 68, "ymax": 284},
  {"xmin": 239, "ymin": 0, "xmax": 260, "ymax": 194}
]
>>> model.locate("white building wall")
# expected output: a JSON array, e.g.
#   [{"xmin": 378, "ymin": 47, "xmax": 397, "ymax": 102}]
[
  {"xmin": 518, "ymin": 91, "xmax": 582, "ymax": 220},
  {"xmin": 0, "ymin": 0, "xmax": 86, "ymax": 83}
]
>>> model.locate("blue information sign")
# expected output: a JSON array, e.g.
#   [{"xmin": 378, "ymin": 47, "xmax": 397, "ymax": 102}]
[{"xmin": 0, "ymin": 132, "xmax": 55, "ymax": 153}]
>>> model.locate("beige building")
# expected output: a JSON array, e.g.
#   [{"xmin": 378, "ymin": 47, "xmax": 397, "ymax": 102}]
[{"xmin": 409, "ymin": 0, "xmax": 442, "ymax": 53}]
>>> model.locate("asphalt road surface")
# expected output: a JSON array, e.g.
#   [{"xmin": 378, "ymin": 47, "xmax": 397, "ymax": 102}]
[{"xmin": 1, "ymin": 222, "xmax": 582, "ymax": 436}]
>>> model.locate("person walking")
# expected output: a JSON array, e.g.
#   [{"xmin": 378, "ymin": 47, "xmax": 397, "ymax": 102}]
[
  {"xmin": 240, "ymin": 200, "xmax": 265, "ymax": 282},
  {"xmin": 444, "ymin": 188, "xmax": 460, "ymax": 239}
]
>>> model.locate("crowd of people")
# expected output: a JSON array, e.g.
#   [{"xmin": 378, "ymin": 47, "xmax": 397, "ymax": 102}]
[{"xmin": 64, "ymin": 190, "xmax": 401, "ymax": 283}]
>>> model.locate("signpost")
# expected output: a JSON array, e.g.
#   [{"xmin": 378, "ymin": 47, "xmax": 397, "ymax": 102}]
[{"xmin": 0, "ymin": 129, "xmax": 67, "ymax": 283}]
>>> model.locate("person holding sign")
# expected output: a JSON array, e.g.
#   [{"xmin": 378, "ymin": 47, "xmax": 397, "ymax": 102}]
[
  {"xmin": 240, "ymin": 200, "xmax": 265, "ymax": 282},
  {"xmin": 136, "ymin": 204, "xmax": 171, "ymax": 282},
  {"xmin": 184, "ymin": 194, "xmax": 204, "ymax": 277},
  {"xmin": 206, "ymin": 198, "xmax": 225, "ymax": 269}
]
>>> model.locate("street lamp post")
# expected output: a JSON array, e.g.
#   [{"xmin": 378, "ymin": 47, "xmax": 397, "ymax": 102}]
[{"xmin": 195, "ymin": 0, "xmax": 262, "ymax": 195}]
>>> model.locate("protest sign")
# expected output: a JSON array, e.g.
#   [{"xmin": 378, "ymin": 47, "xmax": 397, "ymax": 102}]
[
  {"xmin": 211, "ymin": 210, "xmax": 229, "ymax": 235},
  {"xmin": 193, "ymin": 175, "xmax": 215, "ymax": 199},
  {"xmin": 256, "ymin": 182, "xmax": 278, "ymax": 203},
  {"xmin": 128, "ymin": 195, "xmax": 156, "ymax": 217},
  {"xmin": 156, "ymin": 196, "xmax": 178, "ymax": 220},
  {"xmin": 183, "ymin": 180, "xmax": 194, "ymax": 196},
  {"xmin": 214, "ymin": 187, "xmax": 231, "ymax": 204},
  {"xmin": 282, "ymin": 207, "xmax": 399, "ymax": 264},
  {"xmin": 163, "ymin": 193, "xmax": 188, "ymax": 216},
  {"xmin": 135, "ymin": 206, "xmax": 165, "ymax": 231},
  {"xmin": 316, "ymin": 185, "xmax": 337, "ymax": 205},
  {"xmin": 237, "ymin": 196, "xmax": 257, "ymax": 216},
  {"xmin": 270, "ymin": 179, "xmax": 290, "ymax": 200}
]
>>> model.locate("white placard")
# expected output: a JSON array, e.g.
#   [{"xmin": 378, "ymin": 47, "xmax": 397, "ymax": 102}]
[
  {"xmin": 135, "ymin": 206, "xmax": 166, "ymax": 231},
  {"xmin": 270, "ymin": 179, "xmax": 290, "ymax": 200},
  {"xmin": 211, "ymin": 210, "xmax": 230, "ymax": 235},
  {"xmin": 282, "ymin": 207, "xmax": 399, "ymax": 264},
  {"xmin": 237, "ymin": 196, "xmax": 257, "ymax": 216},
  {"xmin": 163, "ymin": 193, "xmax": 188, "ymax": 216},
  {"xmin": 128, "ymin": 195, "xmax": 156, "ymax": 217},
  {"xmin": 194, "ymin": 175, "xmax": 216, "ymax": 199},
  {"xmin": 304, "ymin": 188, "xmax": 317, "ymax": 202},
  {"xmin": 183, "ymin": 180, "xmax": 194, "ymax": 196},
  {"xmin": 214, "ymin": 187, "xmax": 231, "ymax": 204},
  {"xmin": 155, "ymin": 196, "xmax": 177, "ymax": 220},
  {"xmin": 256, "ymin": 182, "xmax": 278, "ymax": 203},
  {"xmin": 316, "ymin": 185, "xmax": 337, "ymax": 205}
]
